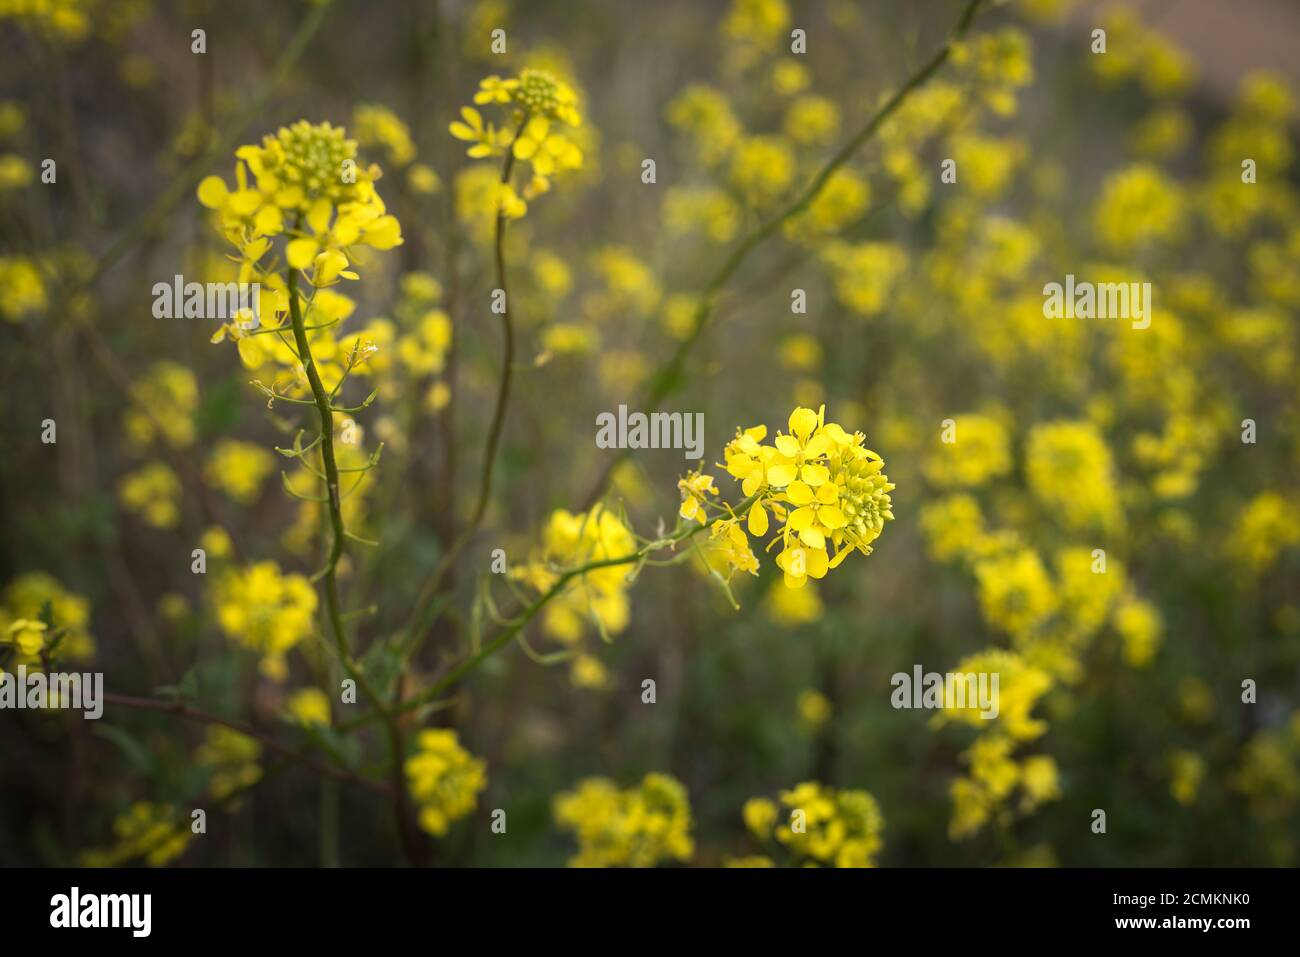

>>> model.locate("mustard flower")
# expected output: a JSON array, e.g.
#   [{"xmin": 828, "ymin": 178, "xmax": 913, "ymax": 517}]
[
  {"xmin": 756, "ymin": 781, "xmax": 885, "ymax": 868},
  {"xmin": 451, "ymin": 69, "xmax": 583, "ymax": 219},
  {"xmin": 210, "ymin": 561, "xmax": 318, "ymax": 679},
  {"xmin": 554, "ymin": 773, "xmax": 694, "ymax": 868},
  {"xmin": 405, "ymin": 729, "xmax": 487, "ymax": 837},
  {"xmin": 82, "ymin": 803, "xmax": 192, "ymax": 868},
  {"xmin": 712, "ymin": 406, "xmax": 894, "ymax": 588},
  {"xmin": 204, "ymin": 439, "xmax": 275, "ymax": 505},
  {"xmin": 195, "ymin": 726, "xmax": 263, "ymax": 801}
]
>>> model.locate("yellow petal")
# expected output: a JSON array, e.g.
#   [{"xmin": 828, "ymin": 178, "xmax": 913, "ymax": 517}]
[
  {"xmin": 786, "ymin": 481, "xmax": 814, "ymax": 506},
  {"xmin": 253, "ymin": 204, "xmax": 283, "ymax": 236},
  {"xmin": 307, "ymin": 198, "xmax": 332, "ymax": 235},
  {"xmin": 801, "ymin": 463, "xmax": 830, "ymax": 486},
  {"xmin": 748, "ymin": 503, "xmax": 769, "ymax": 536},
  {"xmin": 766, "ymin": 463, "xmax": 796, "ymax": 487},
  {"xmin": 819, "ymin": 505, "xmax": 847, "ymax": 529},
  {"xmin": 789, "ymin": 407, "xmax": 818, "ymax": 441},
  {"xmin": 788, "ymin": 506, "xmax": 816, "ymax": 531},
  {"xmin": 197, "ymin": 175, "xmax": 229, "ymax": 208},
  {"xmin": 286, "ymin": 238, "xmax": 319, "ymax": 270},
  {"xmin": 775, "ymin": 434, "xmax": 801, "ymax": 457},
  {"xmin": 798, "ymin": 526, "xmax": 825, "ymax": 549}
]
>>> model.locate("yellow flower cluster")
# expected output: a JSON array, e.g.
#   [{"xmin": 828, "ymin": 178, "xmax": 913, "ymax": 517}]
[
  {"xmin": 204, "ymin": 439, "xmax": 275, "ymax": 505},
  {"xmin": 1024, "ymin": 420, "xmax": 1122, "ymax": 532},
  {"xmin": 553, "ymin": 773, "xmax": 694, "ymax": 868},
  {"xmin": 450, "ymin": 69, "xmax": 583, "ymax": 219},
  {"xmin": 707, "ymin": 405, "xmax": 895, "ymax": 588},
  {"xmin": 285, "ymin": 687, "xmax": 331, "ymax": 728},
  {"xmin": 0, "ymin": 0, "xmax": 95, "ymax": 42},
  {"xmin": 932, "ymin": 650, "xmax": 1058, "ymax": 840},
  {"xmin": 1233, "ymin": 712, "xmax": 1300, "ymax": 832},
  {"xmin": 118, "ymin": 460, "xmax": 182, "ymax": 529},
  {"xmin": 210, "ymin": 561, "xmax": 318, "ymax": 679},
  {"xmin": 0, "ymin": 571, "xmax": 94, "ymax": 669},
  {"xmin": 0, "ymin": 255, "xmax": 46, "ymax": 322},
  {"xmin": 197, "ymin": 121, "xmax": 403, "ymax": 405},
  {"xmin": 82, "ymin": 802, "xmax": 191, "ymax": 868},
  {"xmin": 925, "ymin": 413, "xmax": 1012, "ymax": 488},
  {"xmin": 739, "ymin": 781, "xmax": 884, "ymax": 867},
  {"xmin": 195, "ymin": 726, "xmax": 263, "ymax": 801},
  {"xmin": 199, "ymin": 120, "xmax": 400, "ymax": 291},
  {"xmin": 404, "ymin": 729, "xmax": 487, "ymax": 837},
  {"xmin": 511, "ymin": 507, "xmax": 636, "ymax": 685},
  {"xmin": 124, "ymin": 361, "xmax": 197, "ymax": 449},
  {"xmin": 1228, "ymin": 491, "xmax": 1300, "ymax": 576}
]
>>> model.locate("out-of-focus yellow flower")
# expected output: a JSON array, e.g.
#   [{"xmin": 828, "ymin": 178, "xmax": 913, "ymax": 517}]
[
  {"xmin": 1, "ymin": 571, "xmax": 93, "ymax": 664},
  {"xmin": 204, "ymin": 439, "xmax": 274, "ymax": 505},
  {"xmin": 0, "ymin": 256, "xmax": 46, "ymax": 322},
  {"xmin": 1093, "ymin": 163, "xmax": 1185, "ymax": 252},
  {"xmin": 974, "ymin": 549, "xmax": 1058, "ymax": 640},
  {"xmin": 1114, "ymin": 595, "xmax": 1162, "ymax": 668},
  {"xmin": 124, "ymin": 361, "xmax": 197, "ymax": 449},
  {"xmin": 196, "ymin": 725, "xmax": 263, "ymax": 800},
  {"xmin": 554, "ymin": 773, "xmax": 694, "ymax": 868},
  {"xmin": 118, "ymin": 460, "xmax": 182, "ymax": 530},
  {"xmin": 730, "ymin": 135, "xmax": 796, "ymax": 204},
  {"xmin": 405, "ymin": 729, "xmax": 487, "ymax": 837},
  {"xmin": 211, "ymin": 561, "xmax": 317, "ymax": 679},
  {"xmin": 821, "ymin": 241, "xmax": 908, "ymax": 316},
  {"xmin": 763, "ymin": 781, "xmax": 885, "ymax": 868},
  {"xmin": 1025, "ymin": 420, "xmax": 1122, "ymax": 532},
  {"xmin": 667, "ymin": 85, "xmax": 742, "ymax": 167},
  {"xmin": 82, "ymin": 803, "xmax": 191, "ymax": 868},
  {"xmin": 783, "ymin": 95, "xmax": 840, "ymax": 146},
  {"xmin": 353, "ymin": 103, "xmax": 416, "ymax": 167},
  {"xmin": 511, "ymin": 507, "xmax": 636, "ymax": 646},
  {"xmin": 926, "ymin": 413, "xmax": 1011, "ymax": 488},
  {"xmin": 286, "ymin": 688, "xmax": 331, "ymax": 727},
  {"xmin": 1228, "ymin": 492, "xmax": 1300, "ymax": 575},
  {"xmin": 797, "ymin": 689, "xmax": 832, "ymax": 729},
  {"xmin": 1169, "ymin": 750, "xmax": 1206, "ymax": 806}
]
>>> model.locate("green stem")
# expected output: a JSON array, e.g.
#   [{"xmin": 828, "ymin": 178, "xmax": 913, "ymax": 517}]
[
  {"xmin": 342, "ymin": 495, "xmax": 758, "ymax": 733},
  {"xmin": 286, "ymin": 268, "xmax": 425, "ymax": 867},
  {"xmin": 400, "ymin": 116, "xmax": 527, "ymax": 662}
]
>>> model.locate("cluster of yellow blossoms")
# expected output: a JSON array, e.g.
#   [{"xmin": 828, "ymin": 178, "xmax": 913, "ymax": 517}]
[
  {"xmin": 0, "ymin": 571, "xmax": 94, "ymax": 671},
  {"xmin": 736, "ymin": 782, "xmax": 885, "ymax": 868},
  {"xmin": 197, "ymin": 121, "xmax": 402, "ymax": 398},
  {"xmin": 450, "ymin": 69, "xmax": 583, "ymax": 219},
  {"xmin": 404, "ymin": 729, "xmax": 487, "ymax": 837},
  {"xmin": 931, "ymin": 650, "xmax": 1059, "ymax": 840},
  {"xmin": 196, "ymin": 726, "xmax": 263, "ymax": 802},
  {"xmin": 699, "ymin": 405, "xmax": 894, "ymax": 588},
  {"xmin": 511, "ymin": 506, "xmax": 636, "ymax": 689},
  {"xmin": 209, "ymin": 561, "xmax": 317, "ymax": 680},
  {"xmin": 82, "ymin": 802, "xmax": 192, "ymax": 868},
  {"xmin": 553, "ymin": 774, "xmax": 694, "ymax": 868}
]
